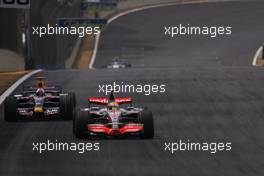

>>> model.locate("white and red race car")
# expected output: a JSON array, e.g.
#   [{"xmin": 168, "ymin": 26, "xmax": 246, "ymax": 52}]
[{"xmin": 73, "ymin": 92, "xmax": 154, "ymax": 139}]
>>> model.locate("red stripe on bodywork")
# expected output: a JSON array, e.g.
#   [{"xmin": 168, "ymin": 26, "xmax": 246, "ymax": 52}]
[{"xmin": 88, "ymin": 124, "xmax": 143, "ymax": 136}]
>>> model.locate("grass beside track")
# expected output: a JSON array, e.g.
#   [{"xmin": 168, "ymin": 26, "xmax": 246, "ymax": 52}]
[{"xmin": 0, "ymin": 71, "xmax": 29, "ymax": 95}]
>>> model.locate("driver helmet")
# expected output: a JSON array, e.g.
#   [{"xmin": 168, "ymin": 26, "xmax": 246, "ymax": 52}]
[
  {"xmin": 108, "ymin": 102, "xmax": 119, "ymax": 110},
  {"xmin": 36, "ymin": 88, "xmax": 45, "ymax": 97}
]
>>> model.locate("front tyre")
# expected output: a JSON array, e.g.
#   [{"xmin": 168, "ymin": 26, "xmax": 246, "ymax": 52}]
[
  {"xmin": 4, "ymin": 96, "xmax": 18, "ymax": 122},
  {"xmin": 68, "ymin": 92, "xmax": 76, "ymax": 108},
  {"xmin": 139, "ymin": 109, "xmax": 154, "ymax": 139},
  {"xmin": 60, "ymin": 95, "xmax": 74, "ymax": 120},
  {"xmin": 74, "ymin": 109, "xmax": 91, "ymax": 139}
]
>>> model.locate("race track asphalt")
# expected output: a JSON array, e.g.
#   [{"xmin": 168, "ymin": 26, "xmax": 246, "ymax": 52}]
[{"xmin": 1, "ymin": 1, "xmax": 264, "ymax": 176}]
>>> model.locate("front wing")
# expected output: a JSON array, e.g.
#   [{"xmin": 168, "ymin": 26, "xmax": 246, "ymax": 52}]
[{"xmin": 87, "ymin": 124, "xmax": 143, "ymax": 136}]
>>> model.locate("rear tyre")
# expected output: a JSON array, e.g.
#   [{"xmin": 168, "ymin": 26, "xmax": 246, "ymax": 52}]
[
  {"xmin": 73, "ymin": 109, "xmax": 91, "ymax": 139},
  {"xmin": 60, "ymin": 95, "xmax": 74, "ymax": 120},
  {"xmin": 4, "ymin": 96, "xmax": 18, "ymax": 122},
  {"xmin": 139, "ymin": 108, "xmax": 154, "ymax": 139}
]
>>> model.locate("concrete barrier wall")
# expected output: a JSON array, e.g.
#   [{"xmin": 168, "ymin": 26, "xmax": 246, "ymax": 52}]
[
  {"xmin": 30, "ymin": 0, "xmax": 80, "ymax": 69},
  {"xmin": 0, "ymin": 9, "xmax": 22, "ymax": 53},
  {"xmin": 0, "ymin": 8, "xmax": 25, "ymax": 72},
  {"xmin": 0, "ymin": 0, "xmax": 81, "ymax": 71}
]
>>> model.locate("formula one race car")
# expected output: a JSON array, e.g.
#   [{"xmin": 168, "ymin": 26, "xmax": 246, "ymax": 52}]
[
  {"xmin": 73, "ymin": 92, "xmax": 154, "ymax": 139},
  {"xmin": 105, "ymin": 58, "xmax": 131, "ymax": 69},
  {"xmin": 4, "ymin": 77, "xmax": 76, "ymax": 121},
  {"xmin": 106, "ymin": 61, "xmax": 131, "ymax": 69}
]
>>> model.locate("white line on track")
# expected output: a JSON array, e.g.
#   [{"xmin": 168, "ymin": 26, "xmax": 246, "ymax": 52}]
[
  {"xmin": 252, "ymin": 46, "xmax": 263, "ymax": 66},
  {"xmin": 89, "ymin": 32, "xmax": 101, "ymax": 69},
  {"xmin": 0, "ymin": 69, "xmax": 42, "ymax": 105}
]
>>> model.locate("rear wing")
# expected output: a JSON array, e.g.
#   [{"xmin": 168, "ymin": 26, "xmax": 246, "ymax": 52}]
[
  {"xmin": 88, "ymin": 97, "xmax": 132, "ymax": 105},
  {"xmin": 115, "ymin": 97, "xmax": 132, "ymax": 104},
  {"xmin": 35, "ymin": 76, "xmax": 46, "ymax": 81},
  {"xmin": 23, "ymin": 75, "xmax": 62, "ymax": 92},
  {"xmin": 22, "ymin": 85, "xmax": 62, "ymax": 92}
]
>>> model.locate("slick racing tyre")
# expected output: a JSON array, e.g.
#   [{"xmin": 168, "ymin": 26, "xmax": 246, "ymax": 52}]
[
  {"xmin": 139, "ymin": 108, "xmax": 154, "ymax": 139},
  {"xmin": 68, "ymin": 92, "xmax": 76, "ymax": 108},
  {"xmin": 4, "ymin": 96, "xmax": 18, "ymax": 122},
  {"xmin": 60, "ymin": 94, "xmax": 74, "ymax": 120},
  {"xmin": 73, "ymin": 109, "xmax": 91, "ymax": 139}
]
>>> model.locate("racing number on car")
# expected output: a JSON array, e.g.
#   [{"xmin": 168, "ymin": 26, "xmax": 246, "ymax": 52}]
[{"xmin": 2, "ymin": 0, "xmax": 29, "ymax": 5}]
